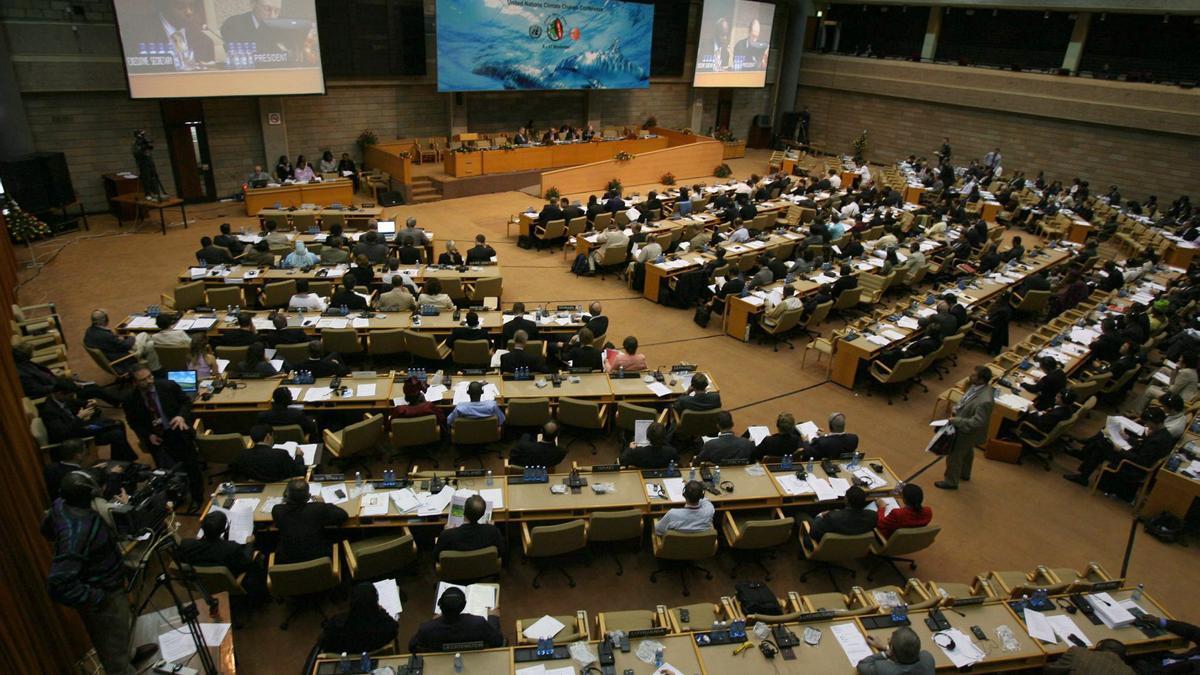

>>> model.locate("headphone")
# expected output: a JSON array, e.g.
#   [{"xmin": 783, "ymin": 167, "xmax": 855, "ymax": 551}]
[
  {"xmin": 932, "ymin": 632, "xmax": 956, "ymax": 650},
  {"xmin": 719, "ymin": 480, "xmax": 735, "ymax": 494}
]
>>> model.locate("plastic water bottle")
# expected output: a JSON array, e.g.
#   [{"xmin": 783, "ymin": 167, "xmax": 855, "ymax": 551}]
[
  {"xmin": 891, "ymin": 603, "xmax": 908, "ymax": 624},
  {"xmin": 337, "ymin": 652, "xmax": 349, "ymax": 673},
  {"xmin": 453, "ymin": 652, "xmax": 463, "ymax": 672},
  {"xmin": 618, "ymin": 365, "xmax": 624, "ymax": 378},
  {"xmin": 667, "ymin": 459, "xmax": 677, "ymax": 476},
  {"xmin": 1132, "ymin": 583, "xmax": 1144, "ymax": 602},
  {"xmin": 713, "ymin": 465, "xmax": 721, "ymax": 485},
  {"xmin": 485, "ymin": 470, "xmax": 493, "ymax": 486},
  {"xmin": 782, "ymin": 453, "xmax": 793, "ymax": 470},
  {"xmin": 355, "ymin": 471, "xmax": 363, "ymax": 488},
  {"xmin": 654, "ymin": 647, "xmax": 664, "ymax": 668},
  {"xmin": 807, "ymin": 457, "xmax": 815, "ymax": 474},
  {"xmin": 359, "ymin": 652, "xmax": 370, "ymax": 672},
  {"xmin": 688, "ymin": 465, "xmax": 696, "ymax": 482},
  {"xmin": 1020, "ymin": 594, "xmax": 1030, "ymax": 611}
]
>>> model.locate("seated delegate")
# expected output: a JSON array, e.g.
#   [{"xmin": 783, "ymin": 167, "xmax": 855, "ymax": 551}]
[{"xmin": 408, "ymin": 587, "xmax": 505, "ymax": 653}]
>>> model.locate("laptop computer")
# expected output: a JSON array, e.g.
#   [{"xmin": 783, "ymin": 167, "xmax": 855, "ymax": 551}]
[
  {"xmin": 376, "ymin": 220, "xmax": 396, "ymax": 240},
  {"xmin": 167, "ymin": 370, "xmax": 198, "ymax": 396}
]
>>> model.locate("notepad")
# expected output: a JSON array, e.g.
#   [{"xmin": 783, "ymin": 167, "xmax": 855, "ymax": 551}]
[
  {"xmin": 830, "ymin": 622, "xmax": 873, "ymax": 666},
  {"xmin": 522, "ymin": 615, "xmax": 566, "ymax": 641},
  {"xmin": 747, "ymin": 426, "xmax": 771, "ymax": 446},
  {"xmin": 423, "ymin": 384, "xmax": 448, "ymax": 402},
  {"xmin": 355, "ymin": 383, "xmax": 377, "ymax": 398},
  {"xmin": 797, "ymin": 421, "xmax": 820, "ymax": 441},
  {"xmin": 776, "ymin": 474, "xmax": 814, "ymax": 496},
  {"xmin": 272, "ymin": 441, "xmax": 318, "ymax": 466},
  {"xmin": 359, "ymin": 492, "xmax": 391, "ymax": 516},
  {"xmin": 434, "ymin": 582, "xmax": 495, "ymax": 617},
  {"xmin": 646, "ymin": 381, "xmax": 673, "ymax": 397}
]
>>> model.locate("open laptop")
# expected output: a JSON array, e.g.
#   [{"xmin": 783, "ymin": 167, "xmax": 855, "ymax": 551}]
[
  {"xmin": 376, "ymin": 220, "xmax": 396, "ymax": 240},
  {"xmin": 166, "ymin": 370, "xmax": 198, "ymax": 396}
]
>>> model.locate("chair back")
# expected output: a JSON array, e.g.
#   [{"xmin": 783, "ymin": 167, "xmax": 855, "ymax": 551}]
[
  {"xmin": 155, "ymin": 344, "xmax": 191, "ymax": 371},
  {"xmin": 268, "ymin": 554, "xmax": 339, "ymax": 597},
  {"xmin": 291, "ymin": 213, "xmax": 317, "ymax": 230},
  {"xmin": 615, "ymin": 401, "xmax": 657, "ymax": 434},
  {"xmin": 437, "ymin": 546, "xmax": 501, "ymax": 582},
  {"xmin": 262, "ymin": 280, "xmax": 298, "ymax": 308},
  {"xmin": 676, "ymin": 409, "xmax": 722, "ymax": 438},
  {"xmin": 331, "ymin": 414, "xmax": 385, "ymax": 459},
  {"xmin": 540, "ymin": 219, "xmax": 566, "ymax": 240},
  {"xmin": 214, "ymin": 345, "xmax": 249, "ymax": 363},
  {"xmin": 656, "ymin": 529, "xmax": 718, "ymax": 560},
  {"xmin": 470, "ymin": 277, "xmax": 502, "ymax": 302},
  {"xmin": 593, "ymin": 212, "xmax": 612, "ymax": 229},
  {"xmin": 832, "ymin": 288, "xmax": 862, "ymax": 310},
  {"xmin": 565, "ymin": 217, "xmax": 587, "ymax": 237},
  {"xmin": 30, "ymin": 417, "xmax": 49, "ymax": 446},
  {"xmin": 527, "ymin": 519, "xmax": 587, "ymax": 557},
  {"xmin": 206, "ymin": 286, "xmax": 245, "ymax": 309},
  {"xmin": 403, "ymin": 330, "xmax": 448, "ymax": 360},
  {"xmin": 558, "ymin": 397, "xmax": 603, "ymax": 429},
  {"xmin": 884, "ymin": 355, "xmax": 926, "ymax": 384},
  {"xmin": 808, "ymin": 531, "xmax": 878, "ymax": 562},
  {"xmin": 275, "ymin": 341, "xmax": 310, "ymax": 364},
  {"xmin": 271, "ymin": 424, "xmax": 306, "ymax": 444},
  {"xmin": 391, "ymin": 415, "xmax": 440, "ymax": 447},
  {"xmin": 190, "ymin": 565, "xmax": 247, "ymax": 596},
  {"xmin": 587, "ymin": 509, "xmax": 644, "ymax": 543},
  {"xmin": 803, "ymin": 300, "xmax": 833, "ymax": 329},
  {"xmin": 765, "ymin": 306, "xmax": 804, "ymax": 334},
  {"xmin": 452, "ymin": 339, "xmax": 492, "ymax": 367},
  {"xmin": 321, "ymin": 212, "xmax": 345, "ymax": 229},
  {"xmin": 347, "ymin": 533, "xmax": 417, "ymax": 580},
  {"xmin": 932, "ymin": 332, "xmax": 964, "ymax": 361},
  {"xmin": 599, "ymin": 245, "xmax": 626, "ymax": 266},
  {"xmin": 873, "ymin": 525, "xmax": 941, "ymax": 557},
  {"xmin": 734, "ymin": 516, "xmax": 795, "ymax": 550},
  {"xmin": 441, "ymin": 277, "xmax": 466, "ymax": 301},
  {"xmin": 83, "ymin": 346, "xmax": 121, "ymax": 376},
  {"xmin": 1012, "ymin": 289, "xmax": 1050, "ymax": 314},
  {"xmin": 322, "ymin": 328, "xmax": 362, "ymax": 355},
  {"xmin": 197, "ymin": 430, "xmax": 250, "ymax": 466},
  {"xmin": 173, "ymin": 281, "xmax": 207, "ymax": 311},
  {"xmin": 505, "ymin": 398, "xmax": 551, "ymax": 427},
  {"xmin": 453, "ymin": 416, "xmax": 501, "ymax": 444},
  {"xmin": 1068, "ymin": 372, "xmax": 1111, "ymax": 400},
  {"xmin": 309, "ymin": 280, "xmax": 333, "ymax": 298},
  {"xmin": 368, "ymin": 328, "xmax": 407, "ymax": 356}
]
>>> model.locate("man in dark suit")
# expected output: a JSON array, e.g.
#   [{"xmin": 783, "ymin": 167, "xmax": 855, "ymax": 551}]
[
  {"xmin": 1022, "ymin": 356, "xmax": 1067, "ymax": 411},
  {"xmin": 434, "ymin": 494, "xmax": 506, "ymax": 559},
  {"xmin": 123, "ymin": 365, "xmax": 203, "ymax": 504},
  {"xmin": 696, "ymin": 411, "xmax": 756, "ymax": 463},
  {"xmin": 501, "ymin": 302, "xmax": 539, "ymax": 347},
  {"xmin": 267, "ymin": 314, "xmax": 310, "ymax": 348},
  {"xmin": 604, "ymin": 192, "xmax": 625, "ymax": 214},
  {"xmin": 220, "ymin": 0, "xmax": 285, "ymax": 53},
  {"xmin": 289, "ymin": 341, "xmax": 348, "ymax": 378},
  {"xmin": 1001, "ymin": 235, "xmax": 1025, "ymax": 263},
  {"xmin": 123, "ymin": 0, "xmax": 215, "ymax": 72},
  {"xmin": 179, "ymin": 510, "xmax": 267, "ymax": 598},
  {"xmin": 831, "ymin": 264, "xmax": 858, "ymax": 298},
  {"xmin": 330, "ymin": 278, "xmax": 368, "ymax": 310},
  {"xmin": 213, "ymin": 223, "xmax": 246, "ymax": 256},
  {"xmin": 352, "ymin": 231, "xmax": 389, "ymax": 264},
  {"xmin": 218, "ymin": 313, "xmax": 260, "ymax": 347},
  {"xmin": 466, "ymin": 234, "xmax": 496, "ymax": 263},
  {"xmin": 84, "ymin": 310, "xmax": 135, "ymax": 369},
  {"xmin": 801, "ymin": 486, "xmax": 876, "ymax": 546},
  {"xmin": 41, "ymin": 378, "xmax": 138, "ymax": 462},
  {"xmin": 499, "ymin": 330, "xmax": 546, "ymax": 373},
  {"xmin": 271, "ymin": 478, "xmax": 349, "ymax": 563},
  {"xmin": 583, "ymin": 302, "xmax": 608, "ymax": 339},
  {"xmin": 943, "ymin": 294, "xmax": 968, "ymax": 329},
  {"xmin": 563, "ymin": 328, "xmax": 603, "ymax": 370},
  {"xmin": 43, "ymin": 439, "xmax": 124, "ymax": 502},
  {"xmin": 753, "ymin": 412, "xmax": 801, "ymax": 460},
  {"xmin": 765, "ymin": 252, "xmax": 789, "ymax": 281},
  {"xmin": 620, "ymin": 421, "xmax": 679, "ymax": 468},
  {"xmin": 673, "ymin": 373, "xmax": 722, "ymax": 413},
  {"xmin": 802, "ymin": 412, "xmax": 860, "ymax": 460},
  {"xmin": 537, "ymin": 198, "xmax": 563, "ymax": 227},
  {"xmin": 256, "ymin": 387, "xmax": 317, "ymax": 439},
  {"xmin": 397, "ymin": 240, "xmax": 423, "ymax": 264},
  {"xmin": 14, "ymin": 342, "xmax": 120, "ymax": 404},
  {"xmin": 641, "ymin": 191, "xmax": 663, "ymax": 219},
  {"xmin": 195, "ymin": 236, "xmax": 235, "ymax": 265},
  {"xmin": 1065, "ymin": 407, "xmax": 1175, "ymax": 490},
  {"xmin": 509, "ymin": 421, "xmax": 567, "ymax": 468},
  {"xmin": 235, "ymin": 425, "xmax": 305, "ymax": 482},
  {"xmin": 409, "ymin": 587, "xmax": 505, "ymax": 653},
  {"xmin": 738, "ymin": 194, "xmax": 757, "ymax": 221},
  {"xmin": 448, "ymin": 311, "xmax": 489, "ymax": 347}
]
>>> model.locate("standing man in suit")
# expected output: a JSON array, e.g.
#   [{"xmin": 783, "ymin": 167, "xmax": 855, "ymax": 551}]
[
  {"xmin": 499, "ymin": 330, "xmax": 546, "ymax": 373},
  {"xmin": 673, "ymin": 373, "xmax": 721, "ymax": 413},
  {"xmin": 696, "ymin": 411, "xmax": 756, "ymax": 463},
  {"xmin": 937, "ymin": 366, "xmax": 995, "ymax": 490},
  {"xmin": 501, "ymin": 302, "xmax": 539, "ymax": 346},
  {"xmin": 803, "ymin": 412, "xmax": 859, "ymax": 460},
  {"xmin": 84, "ymin": 310, "xmax": 136, "ymax": 371},
  {"xmin": 123, "ymin": 365, "xmax": 201, "ymax": 502}
]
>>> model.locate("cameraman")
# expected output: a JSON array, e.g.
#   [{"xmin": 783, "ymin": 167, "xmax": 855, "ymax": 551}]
[
  {"xmin": 41, "ymin": 471, "xmax": 144, "ymax": 675},
  {"xmin": 44, "ymin": 438, "xmax": 127, "ymax": 502}
]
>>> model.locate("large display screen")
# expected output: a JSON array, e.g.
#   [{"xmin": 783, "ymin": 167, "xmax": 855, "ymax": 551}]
[
  {"xmin": 436, "ymin": 0, "xmax": 653, "ymax": 92},
  {"xmin": 693, "ymin": 0, "xmax": 774, "ymax": 87},
  {"xmin": 114, "ymin": 0, "xmax": 326, "ymax": 98}
]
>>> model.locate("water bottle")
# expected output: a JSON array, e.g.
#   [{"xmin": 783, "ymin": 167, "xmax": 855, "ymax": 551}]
[
  {"xmin": 453, "ymin": 652, "xmax": 463, "ymax": 672},
  {"xmin": 1020, "ymin": 594, "xmax": 1030, "ymax": 610},
  {"xmin": 688, "ymin": 465, "xmax": 696, "ymax": 482},
  {"xmin": 654, "ymin": 647, "xmax": 664, "ymax": 668},
  {"xmin": 807, "ymin": 457, "xmax": 815, "ymax": 474},
  {"xmin": 1167, "ymin": 452, "xmax": 1183, "ymax": 472},
  {"xmin": 337, "ymin": 652, "xmax": 350, "ymax": 674},
  {"xmin": 782, "ymin": 453, "xmax": 793, "ymax": 470},
  {"xmin": 1132, "ymin": 583, "xmax": 1144, "ymax": 603},
  {"xmin": 486, "ymin": 469, "xmax": 493, "ymax": 486},
  {"xmin": 359, "ymin": 652, "xmax": 370, "ymax": 672},
  {"xmin": 891, "ymin": 603, "xmax": 908, "ymax": 624},
  {"xmin": 618, "ymin": 365, "xmax": 624, "ymax": 378},
  {"xmin": 713, "ymin": 465, "xmax": 721, "ymax": 485},
  {"xmin": 667, "ymin": 459, "xmax": 676, "ymax": 476},
  {"xmin": 355, "ymin": 471, "xmax": 363, "ymax": 488}
]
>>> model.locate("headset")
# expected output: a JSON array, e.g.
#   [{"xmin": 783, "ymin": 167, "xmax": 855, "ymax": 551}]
[{"xmin": 718, "ymin": 480, "xmax": 735, "ymax": 494}]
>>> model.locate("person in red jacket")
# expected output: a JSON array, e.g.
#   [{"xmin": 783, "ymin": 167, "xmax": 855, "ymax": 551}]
[
  {"xmin": 389, "ymin": 377, "xmax": 446, "ymax": 426},
  {"xmin": 877, "ymin": 483, "xmax": 932, "ymax": 540}
]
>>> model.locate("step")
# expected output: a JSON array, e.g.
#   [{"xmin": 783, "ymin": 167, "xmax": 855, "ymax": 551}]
[
  {"xmin": 410, "ymin": 194, "xmax": 441, "ymax": 203},
  {"xmin": 411, "ymin": 188, "xmax": 440, "ymax": 197}
]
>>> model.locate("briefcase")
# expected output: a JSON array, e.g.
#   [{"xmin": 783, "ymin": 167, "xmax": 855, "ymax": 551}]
[{"xmin": 984, "ymin": 437, "xmax": 1022, "ymax": 464}]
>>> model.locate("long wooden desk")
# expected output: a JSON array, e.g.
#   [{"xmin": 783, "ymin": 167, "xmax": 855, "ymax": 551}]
[
  {"xmin": 828, "ymin": 246, "xmax": 1072, "ymax": 389},
  {"xmin": 256, "ymin": 206, "xmax": 382, "ymax": 227},
  {"xmin": 446, "ymin": 136, "xmax": 670, "ymax": 178},
  {"xmin": 861, "ymin": 603, "xmax": 1044, "ymax": 673},
  {"xmin": 243, "ymin": 179, "xmax": 355, "ymax": 215},
  {"xmin": 178, "ymin": 262, "xmax": 501, "ymax": 291},
  {"xmin": 1140, "ymin": 462, "xmax": 1200, "ymax": 520}
]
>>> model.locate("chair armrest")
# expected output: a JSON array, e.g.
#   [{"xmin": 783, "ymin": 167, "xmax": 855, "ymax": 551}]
[
  {"xmin": 848, "ymin": 587, "xmax": 872, "ymax": 610},
  {"xmin": 596, "ymin": 403, "xmax": 610, "ymax": 424},
  {"xmin": 787, "ymin": 591, "xmax": 805, "ymax": 613},
  {"xmin": 655, "ymin": 408, "xmax": 670, "ymax": 425},
  {"xmin": 323, "ymin": 428, "xmax": 342, "ymax": 453},
  {"xmin": 521, "ymin": 521, "xmax": 533, "ymax": 551},
  {"xmin": 654, "ymin": 605, "xmax": 669, "ymax": 629},
  {"xmin": 722, "ymin": 510, "xmax": 741, "ymax": 540},
  {"xmin": 330, "ymin": 544, "xmax": 341, "ymax": 579},
  {"xmin": 109, "ymin": 353, "xmax": 138, "ymax": 366},
  {"xmin": 575, "ymin": 610, "xmax": 590, "ymax": 641},
  {"xmin": 721, "ymin": 596, "xmax": 740, "ymax": 621},
  {"xmin": 1107, "ymin": 458, "xmax": 1156, "ymax": 474},
  {"xmin": 1016, "ymin": 421, "xmax": 1048, "ymax": 442},
  {"xmin": 192, "ymin": 418, "xmax": 204, "ymax": 434}
]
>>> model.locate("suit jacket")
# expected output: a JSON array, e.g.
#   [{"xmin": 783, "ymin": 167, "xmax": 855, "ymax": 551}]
[
  {"xmin": 213, "ymin": 234, "xmax": 245, "ymax": 255},
  {"xmin": 502, "ymin": 317, "xmax": 539, "ymax": 345},
  {"xmin": 271, "ymin": 501, "xmax": 349, "ymax": 564},
  {"xmin": 950, "ymin": 385, "xmax": 995, "ymax": 450},
  {"xmin": 832, "ymin": 275, "xmax": 858, "ymax": 297},
  {"xmin": 620, "ymin": 443, "xmax": 679, "ymax": 469},
  {"xmin": 320, "ymin": 248, "xmax": 350, "ymax": 264},
  {"xmin": 320, "ymin": 607, "xmax": 399, "ymax": 656},
  {"xmin": 39, "ymin": 398, "xmax": 92, "ymax": 443},
  {"xmin": 84, "ymin": 325, "xmax": 134, "ymax": 362},
  {"xmin": 810, "ymin": 506, "xmax": 877, "ymax": 542},
  {"xmin": 537, "ymin": 204, "xmax": 564, "ymax": 226},
  {"xmin": 434, "ymin": 522, "xmax": 506, "ymax": 559},
  {"xmin": 565, "ymin": 345, "xmax": 602, "ymax": 370},
  {"xmin": 1022, "ymin": 369, "xmax": 1066, "ymax": 410},
  {"xmin": 269, "ymin": 327, "xmax": 311, "ymax": 347},
  {"xmin": 294, "ymin": 356, "xmax": 347, "ymax": 378},
  {"xmin": 803, "ymin": 433, "xmax": 859, "ymax": 460},
  {"xmin": 855, "ymin": 651, "xmax": 937, "ymax": 675},
  {"xmin": 674, "ymin": 391, "xmax": 722, "ymax": 413},
  {"xmin": 438, "ymin": 252, "xmax": 464, "ymax": 266},
  {"xmin": 256, "ymin": 405, "xmax": 317, "ymax": 439},
  {"xmin": 218, "ymin": 329, "xmax": 259, "ymax": 347},
  {"xmin": 409, "ymin": 614, "xmax": 504, "ymax": 653},
  {"xmin": 1043, "ymin": 646, "xmax": 1135, "ymax": 675},
  {"xmin": 448, "ymin": 326, "xmax": 489, "ymax": 347},
  {"xmin": 499, "ymin": 349, "xmax": 546, "ymax": 374},
  {"xmin": 236, "ymin": 443, "xmax": 305, "ymax": 483},
  {"xmin": 509, "ymin": 436, "xmax": 567, "ymax": 468},
  {"xmin": 397, "ymin": 245, "xmax": 422, "ymax": 264},
  {"xmin": 696, "ymin": 432, "xmax": 756, "ymax": 463},
  {"xmin": 220, "ymin": 11, "xmax": 282, "ymax": 50},
  {"xmin": 585, "ymin": 315, "xmax": 609, "ymax": 339},
  {"xmin": 18, "ymin": 359, "xmax": 58, "ymax": 397},
  {"xmin": 196, "ymin": 245, "xmax": 235, "ymax": 265},
  {"xmin": 755, "ymin": 432, "xmax": 801, "ymax": 459},
  {"xmin": 123, "ymin": 379, "xmax": 192, "ymax": 442},
  {"xmin": 561, "ymin": 205, "xmax": 585, "ymax": 222},
  {"xmin": 330, "ymin": 289, "xmax": 368, "ymax": 310},
  {"xmin": 178, "ymin": 537, "xmax": 257, "ymax": 577},
  {"xmin": 467, "ymin": 245, "xmax": 496, "ymax": 263}
]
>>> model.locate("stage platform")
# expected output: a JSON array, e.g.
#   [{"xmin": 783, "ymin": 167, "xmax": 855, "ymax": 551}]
[{"xmin": 412, "ymin": 161, "xmax": 542, "ymax": 200}]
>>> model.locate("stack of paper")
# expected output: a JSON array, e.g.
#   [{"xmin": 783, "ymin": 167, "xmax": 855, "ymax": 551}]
[
  {"xmin": 830, "ymin": 623, "xmax": 874, "ymax": 666},
  {"xmin": 434, "ymin": 582, "xmax": 496, "ymax": 617},
  {"xmin": 935, "ymin": 628, "xmax": 986, "ymax": 668},
  {"xmin": 1046, "ymin": 614, "xmax": 1092, "ymax": 646},
  {"xmin": 1086, "ymin": 593, "xmax": 1136, "ymax": 628},
  {"xmin": 359, "ymin": 492, "xmax": 391, "ymax": 516},
  {"xmin": 1105, "ymin": 416, "xmax": 1145, "ymax": 450},
  {"xmin": 521, "ymin": 615, "xmax": 566, "ymax": 641},
  {"xmin": 661, "ymin": 477, "xmax": 686, "ymax": 502},
  {"xmin": 390, "ymin": 489, "xmax": 421, "ymax": 513},
  {"xmin": 747, "ymin": 426, "xmax": 771, "ymax": 445},
  {"xmin": 272, "ymin": 441, "xmax": 319, "ymax": 466},
  {"xmin": 320, "ymin": 484, "xmax": 349, "ymax": 505},
  {"xmin": 797, "ymin": 421, "xmax": 821, "ymax": 441},
  {"xmin": 423, "ymin": 384, "xmax": 448, "ymax": 402},
  {"xmin": 417, "ymin": 484, "xmax": 455, "ymax": 516},
  {"xmin": 806, "ymin": 476, "xmax": 839, "ymax": 501},
  {"xmin": 776, "ymin": 474, "xmax": 814, "ymax": 496}
]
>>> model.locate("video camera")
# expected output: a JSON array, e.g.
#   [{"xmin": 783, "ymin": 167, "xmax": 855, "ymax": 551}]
[{"xmin": 109, "ymin": 466, "xmax": 189, "ymax": 538}]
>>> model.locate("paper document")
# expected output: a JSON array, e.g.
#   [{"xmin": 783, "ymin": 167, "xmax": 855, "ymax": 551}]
[
  {"xmin": 522, "ymin": 615, "xmax": 566, "ymax": 641},
  {"xmin": 374, "ymin": 578, "xmax": 403, "ymax": 619},
  {"xmin": 359, "ymin": 492, "xmax": 391, "ymax": 516},
  {"xmin": 1106, "ymin": 416, "xmax": 1145, "ymax": 450},
  {"xmin": 434, "ymin": 582, "xmax": 496, "ymax": 617},
  {"xmin": 303, "ymin": 387, "xmax": 333, "ymax": 402},
  {"xmin": 633, "ymin": 419, "xmax": 651, "ymax": 446},
  {"xmin": 390, "ymin": 489, "xmax": 421, "ymax": 513},
  {"xmin": 272, "ymin": 441, "xmax": 319, "ymax": 466},
  {"xmin": 830, "ymin": 622, "xmax": 874, "ymax": 666},
  {"xmin": 418, "ymin": 484, "xmax": 455, "ymax": 516},
  {"xmin": 478, "ymin": 487, "xmax": 505, "ymax": 510},
  {"xmin": 935, "ymin": 628, "xmax": 985, "ymax": 668},
  {"xmin": 797, "ymin": 421, "xmax": 820, "ymax": 441},
  {"xmin": 806, "ymin": 476, "xmax": 839, "ymax": 501},
  {"xmin": 216, "ymin": 358, "xmax": 229, "ymax": 374},
  {"xmin": 775, "ymin": 474, "xmax": 814, "ymax": 496},
  {"xmin": 747, "ymin": 426, "xmax": 771, "ymax": 446},
  {"xmin": 1046, "ymin": 614, "xmax": 1092, "ymax": 646},
  {"xmin": 1024, "ymin": 609, "xmax": 1057, "ymax": 643},
  {"xmin": 320, "ymin": 485, "xmax": 350, "ymax": 505},
  {"xmin": 828, "ymin": 477, "xmax": 851, "ymax": 497},
  {"xmin": 662, "ymin": 477, "xmax": 686, "ymax": 502},
  {"xmin": 355, "ymin": 383, "xmax": 377, "ymax": 398},
  {"xmin": 158, "ymin": 623, "xmax": 231, "ymax": 662},
  {"xmin": 997, "ymin": 393, "xmax": 1034, "ymax": 412},
  {"xmin": 423, "ymin": 384, "xmax": 448, "ymax": 402},
  {"xmin": 646, "ymin": 381, "xmax": 673, "ymax": 398},
  {"xmin": 260, "ymin": 497, "xmax": 283, "ymax": 513}
]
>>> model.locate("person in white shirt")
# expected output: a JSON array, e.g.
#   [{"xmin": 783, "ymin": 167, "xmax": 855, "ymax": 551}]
[
  {"xmin": 654, "ymin": 480, "xmax": 715, "ymax": 535},
  {"xmin": 828, "ymin": 171, "xmax": 842, "ymax": 190},
  {"xmin": 763, "ymin": 285, "xmax": 802, "ymax": 328},
  {"xmin": 137, "ymin": 314, "xmax": 193, "ymax": 372},
  {"xmin": 856, "ymin": 162, "xmax": 872, "ymax": 187},
  {"xmin": 983, "ymin": 148, "xmax": 1002, "ymax": 170},
  {"xmin": 288, "ymin": 279, "xmax": 327, "ymax": 312},
  {"xmin": 728, "ymin": 220, "xmax": 751, "ymax": 243},
  {"xmin": 840, "ymin": 200, "xmax": 861, "ymax": 220},
  {"xmin": 589, "ymin": 224, "xmax": 630, "ymax": 272},
  {"xmin": 628, "ymin": 239, "xmax": 662, "ymax": 277}
]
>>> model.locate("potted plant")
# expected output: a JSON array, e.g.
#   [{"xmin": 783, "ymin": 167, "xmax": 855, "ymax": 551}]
[
  {"xmin": 544, "ymin": 186, "xmax": 561, "ymax": 202},
  {"xmin": 852, "ymin": 130, "xmax": 869, "ymax": 162},
  {"xmin": 661, "ymin": 172, "xmax": 676, "ymax": 185},
  {"xmin": 356, "ymin": 129, "xmax": 378, "ymax": 158},
  {"xmin": 614, "ymin": 151, "xmax": 635, "ymax": 162},
  {"xmin": 713, "ymin": 163, "xmax": 732, "ymax": 178},
  {"xmin": 606, "ymin": 178, "xmax": 622, "ymax": 194}
]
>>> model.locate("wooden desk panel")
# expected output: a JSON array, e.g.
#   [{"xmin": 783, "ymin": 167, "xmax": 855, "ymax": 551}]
[
  {"xmin": 860, "ymin": 603, "xmax": 1045, "ymax": 673},
  {"xmin": 699, "ymin": 619, "xmax": 862, "ymax": 673},
  {"xmin": 1024, "ymin": 590, "xmax": 1185, "ymax": 657},
  {"xmin": 1140, "ymin": 466, "xmax": 1200, "ymax": 519},
  {"xmin": 505, "ymin": 470, "xmax": 649, "ymax": 520},
  {"xmin": 243, "ymin": 179, "xmax": 355, "ymax": 215}
]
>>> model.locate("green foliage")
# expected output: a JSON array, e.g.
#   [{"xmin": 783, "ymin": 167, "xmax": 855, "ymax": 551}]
[
  {"xmin": 544, "ymin": 186, "xmax": 561, "ymax": 202},
  {"xmin": 713, "ymin": 163, "xmax": 733, "ymax": 178}
]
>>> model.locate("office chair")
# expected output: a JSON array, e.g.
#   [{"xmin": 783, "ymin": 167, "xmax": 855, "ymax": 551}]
[{"xmin": 650, "ymin": 528, "xmax": 718, "ymax": 597}]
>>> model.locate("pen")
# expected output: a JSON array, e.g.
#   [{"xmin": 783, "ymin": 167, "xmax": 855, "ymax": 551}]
[{"xmin": 733, "ymin": 642, "xmax": 753, "ymax": 656}]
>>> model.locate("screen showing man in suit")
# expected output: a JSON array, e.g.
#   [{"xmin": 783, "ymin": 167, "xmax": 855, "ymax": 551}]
[
  {"xmin": 113, "ymin": 0, "xmax": 325, "ymax": 98},
  {"xmin": 693, "ymin": 0, "xmax": 774, "ymax": 87}
]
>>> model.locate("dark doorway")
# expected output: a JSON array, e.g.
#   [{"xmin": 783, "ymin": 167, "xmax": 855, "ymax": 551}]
[
  {"xmin": 715, "ymin": 90, "xmax": 733, "ymax": 133},
  {"xmin": 160, "ymin": 100, "xmax": 216, "ymax": 202}
]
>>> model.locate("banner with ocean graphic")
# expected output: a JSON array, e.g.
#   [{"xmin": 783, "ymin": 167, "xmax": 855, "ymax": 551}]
[{"xmin": 436, "ymin": 0, "xmax": 654, "ymax": 91}]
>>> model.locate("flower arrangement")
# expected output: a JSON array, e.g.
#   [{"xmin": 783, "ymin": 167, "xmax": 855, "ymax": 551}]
[
  {"xmin": 544, "ymin": 186, "xmax": 561, "ymax": 201},
  {"xmin": 355, "ymin": 129, "xmax": 377, "ymax": 154},
  {"xmin": 396, "ymin": 151, "xmax": 412, "ymax": 160},
  {"xmin": 680, "ymin": 128, "xmax": 693, "ymax": 135},
  {"xmin": 5, "ymin": 196, "xmax": 51, "ymax": 242},
  {"xmin": 642, "ymin": 116, "xmax": 658, "ymax": 130},
  {"xmin": 714, "ymin": 128, "xmax": 736, "ymax": 142},
  {"xmin": 606, "ymin": 178, "xmax": 623, "ymax": 194},
  {"xmin": 713, "ymin": 163, "xmax": 733, "ymax": 178},
  {"xmin": 661, "ymin": 172, "xmax": 676, "ymax": 185},
  {"xmin": 614, "ymin": 151, "xmax": 635, "ymax": 162},
  {"xmin": 851, "ymin": 129, "xmax": 869, "ymax": 161},
  {"xmin": 451, "ymin": 145, "xmax": 477, "ymax": 153}
]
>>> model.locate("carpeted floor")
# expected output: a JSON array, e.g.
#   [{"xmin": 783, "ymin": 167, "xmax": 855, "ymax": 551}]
[{"xmin": 16, "ymin": 149, "xmax": 1197, "ymax": 672}]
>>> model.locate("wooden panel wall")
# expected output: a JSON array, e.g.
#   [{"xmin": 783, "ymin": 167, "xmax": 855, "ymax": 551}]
[{"xmin": 539, "ymin": 140, "xmax": 725, "ymax": 195}]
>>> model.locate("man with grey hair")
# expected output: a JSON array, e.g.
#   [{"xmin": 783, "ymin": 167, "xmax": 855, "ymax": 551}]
[
  {"xmin": 401, "ymin": 216, "xmax": 429, "ymax": 246},
  {"xmin": 858, "ymin": 626, "xmax": 935, "ymax": 674},
  {"xmin": 801, "ymin": 411, "xmax": 860, "ymax": 460},
  {"xmin": 84, "ymin": 309, "xmax": 136, "ymax": 370}
]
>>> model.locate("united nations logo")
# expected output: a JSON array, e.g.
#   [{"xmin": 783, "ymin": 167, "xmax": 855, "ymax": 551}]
[{"xmin": 528, "ymin": 25, "xmax": 541, "ymax": 38}]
